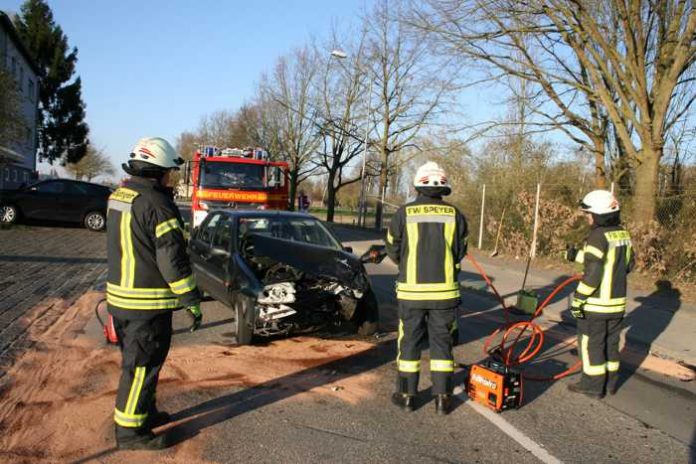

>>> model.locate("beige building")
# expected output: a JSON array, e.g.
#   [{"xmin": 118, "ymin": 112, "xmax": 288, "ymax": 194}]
[{"xmin": 0, "ymin": 11, "xmax": 39, "ymax": 190}]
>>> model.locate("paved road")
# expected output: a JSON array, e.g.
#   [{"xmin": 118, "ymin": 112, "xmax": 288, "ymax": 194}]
[
  {"xmin": 0, "ymin": 226, "xmax": 106, "ymax": 377},
  {"xmin": 125, "ymin": 242, "xmax": 693, "ymax": 463}
]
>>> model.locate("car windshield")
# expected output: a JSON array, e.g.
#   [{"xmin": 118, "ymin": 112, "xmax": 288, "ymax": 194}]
[
  {"xmin": 238, "ymin": 216, "xmax": 342, "ymax": 250},
  {"xmin": 200, "ymin": 162, "xmax": 265, "ymax": 190}
]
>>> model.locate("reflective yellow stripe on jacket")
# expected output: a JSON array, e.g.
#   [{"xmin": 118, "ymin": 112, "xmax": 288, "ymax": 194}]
[
  {"xmin": 106, "ymin": 293, "xmax": 181, "ymax": 310},
  {"xmin": 397, "ymin": 205, "xmax": 460, "ymax": 301},
  {"xmin": 155, "ymin": 218, "xmax": 181, "ymax": 238},
  {"xmin": 582, "ymin": 230, "xmax": 632, "ymax": 315},
  {"xmin": 106, "ymin": 282, "xmax": 175, "ymax": 299},
  {"xmin": 169, "ymin": 274, "xmax": 197, "ymax": 295}
]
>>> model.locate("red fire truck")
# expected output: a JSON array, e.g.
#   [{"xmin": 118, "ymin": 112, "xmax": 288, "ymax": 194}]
[{"xmin": 186, "ymin": 146, "xmax": 289, "ymax": 228}]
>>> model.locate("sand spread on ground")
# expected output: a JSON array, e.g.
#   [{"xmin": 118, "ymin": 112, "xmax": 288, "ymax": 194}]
[{"xmin": 0, "ymin": 292, "xmax": 378, "ymax": 463}]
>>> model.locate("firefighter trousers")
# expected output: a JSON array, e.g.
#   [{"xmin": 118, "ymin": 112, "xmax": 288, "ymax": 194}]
[
  {"xmin": 396, "ymin": 303, "xmax": 457, "ymax": 396},
  {"xmin": 113, "ymin": 312, "xmax": 172, "ymax": 437},
  {"xmin": 576, "ymin": 316, "xmax": 623, "ymax": 394}
]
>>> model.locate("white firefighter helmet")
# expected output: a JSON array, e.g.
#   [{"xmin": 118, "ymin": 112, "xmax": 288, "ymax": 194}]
[
  {"xmin": 414, "ymin": 161, "xmax": 450, "ymax": 188},
  {"xmin": 579, "ymin": 189, "xmax": 620, "ymax": 215},
  {"xmin": 128, "ymin": 137, "xmax": 184, "ymax": 170}
]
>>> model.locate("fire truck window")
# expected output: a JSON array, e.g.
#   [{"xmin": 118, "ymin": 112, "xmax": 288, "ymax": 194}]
[
  {"xmin": 267, "ymin": 166, "xmax": 284, "ymax": 188},
  {"xmin": 201, "ymin": 163, "xmax": 265, "ymax": 190}
]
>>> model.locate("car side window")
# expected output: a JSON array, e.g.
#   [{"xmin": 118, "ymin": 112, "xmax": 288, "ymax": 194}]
[
  {"xmin": 65, "ymin": 182, "xmax": 88, "ymax": 195},
  {"xmin": 198, "ymin": 213, "xmax": 221, "ymax": 245},
  {"xmin": 212, "ymin": 215, "xmax": 233, "ymax": 251},
  {"xmin": 35, "ymin": 181, "xmax": 65, "ymax": 194}
]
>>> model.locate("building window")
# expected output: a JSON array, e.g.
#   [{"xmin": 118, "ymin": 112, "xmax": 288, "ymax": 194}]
[
  {"xmin": 11, "ymin": 56, "xmax": 16, "ymax": 79},
  {"xmin": 12, "ymin": 170, "xmax": 18, "ymax": 182},
  {"xmin": 26, "ymin": 127, "xmax": 32, "ymax": 145},
  {"xmin": 4, "ymin": 168, "xmax": 9, "ymax": 181},
  {"xmin": 28, "ymin": 79, "xmax": 34, "ymax": 101},
  {"xmin": 18, "ymin": 67, "xmax": 24, "ymax": 93},
  {"xmin": 24, "ymin": 171, "xmax": 30, "ymax": 182}
]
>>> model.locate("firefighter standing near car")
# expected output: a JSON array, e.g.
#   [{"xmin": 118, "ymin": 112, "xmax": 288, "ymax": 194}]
[
  {"xmin": 106, "ymin": 137, "xmax": 202, "ymax": 449},
  {"xmin": 566, "ymin": 190, "xmax": 634, "ymax": 399},
  {"xmin": 385, "ymin": 161, "xmax": 468, "ymax": 415}
]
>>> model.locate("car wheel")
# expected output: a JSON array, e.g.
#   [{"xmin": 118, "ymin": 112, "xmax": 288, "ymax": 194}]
[
  {"xmin": 0, "ymin": 205, "xmax": 19, "ymax": 225},
  {"xmin": 84, "ymin": 211, "xmax": 106, "ymax": 232},
  {"xmin": 234, "ymin": 298, "xmax": 255, "ymax": 345}
]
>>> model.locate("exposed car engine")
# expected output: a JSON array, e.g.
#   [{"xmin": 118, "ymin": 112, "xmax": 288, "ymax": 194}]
[{"xmin": 244, "ymin": 244, "xmax": 372, "ymax": 337}]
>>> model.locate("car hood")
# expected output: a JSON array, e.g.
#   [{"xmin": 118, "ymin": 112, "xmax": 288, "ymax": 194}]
[{"xmin": 249, "ymin": 234, "xmax": 370, "ymax": 291}]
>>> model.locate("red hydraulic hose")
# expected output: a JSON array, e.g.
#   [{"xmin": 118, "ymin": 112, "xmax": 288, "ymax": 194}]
[{"xmin": 466, "ymin": 254, "xmax": 583, "ymax": 382}]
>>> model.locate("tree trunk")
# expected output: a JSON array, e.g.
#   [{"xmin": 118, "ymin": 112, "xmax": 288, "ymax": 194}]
[
  {"xmin": 591, "ymin": 137, "xmax": 606, "ymax": 189},
  {"xmin": 288, "ymin": 169, "xmax": 298, "ymax": 211},
  {"xmin": 326, "ymin": 171, "xmax": 337, "ymax": 223},
  {"xmin": 632, "ymin": 146, "xmax": 661, "ymax": 223},
  {"xmin": 374, "ymin": 150, "xmax": 389, "ymax": 230}
]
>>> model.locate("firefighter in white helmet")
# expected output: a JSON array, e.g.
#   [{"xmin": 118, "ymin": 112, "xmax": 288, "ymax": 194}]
[
  {"xmin": 385, "ymin": 161, "xmax": 468, "ymax": 414},
  {"xmin": 106, "ymin": 137, "xmax": 202, "ymax": 449},
  {"xmin": 565, "ymin": 189, "xmax": 634, "ymax": 398}
]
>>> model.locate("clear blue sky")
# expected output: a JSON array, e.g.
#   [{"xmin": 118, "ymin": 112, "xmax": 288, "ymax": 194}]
[{"xmin": 0, "ymin": 0, "xmax": 373, "ymax": 176}]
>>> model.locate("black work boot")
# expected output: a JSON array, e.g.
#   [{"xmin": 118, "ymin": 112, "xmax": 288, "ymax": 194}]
[
  {"xmin": 606, "ymin": 374, "xmax": 619, "ymax": 395},
  {"xmin": 435, "ymin": 394, "xmax": 452, "ymax": 415},
  {"xmin": 567, "ymin": 382, "xmax": 604, "ymax": 400},
  {"xmin": 391, "ymin": 393, "xmax": 415, "ymax": 412},
  {"xmin": 116, "ymin": 427, "xmax": 168, "ymax": 450}
]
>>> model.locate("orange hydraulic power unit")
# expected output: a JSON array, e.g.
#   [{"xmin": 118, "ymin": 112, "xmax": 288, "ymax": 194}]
[{"xmin": 466, "ymin": 361, "xmax": 522, "ymax": 412}]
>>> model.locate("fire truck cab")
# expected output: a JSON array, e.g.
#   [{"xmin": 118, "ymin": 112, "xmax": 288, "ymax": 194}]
[{"xmin": 186, "ymin": 146, "xmax": 289, "ymax": 228}]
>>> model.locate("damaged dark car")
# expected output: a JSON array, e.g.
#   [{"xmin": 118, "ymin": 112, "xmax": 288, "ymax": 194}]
[{"xmin": 189, "ymin": 210, "xmax": 382, "ymax": 344}]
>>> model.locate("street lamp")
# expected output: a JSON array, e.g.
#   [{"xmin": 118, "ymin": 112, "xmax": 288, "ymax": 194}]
[{"xmin": 330, "ymin": 48, "xmax": 372, "ymax": 228}]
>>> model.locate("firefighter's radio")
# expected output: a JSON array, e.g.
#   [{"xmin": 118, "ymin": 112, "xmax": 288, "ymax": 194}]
[{"xmin": 466, "ymin": 361, "xmax": 522, "ymax": 412}]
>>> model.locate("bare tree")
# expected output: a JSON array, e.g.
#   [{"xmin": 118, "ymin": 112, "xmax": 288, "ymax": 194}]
[
  {"xmin": 365, "ymin": 0, "xmax": 457, "ymax": 229},
  {"xmin": 65, "ymin": 146, "xmax": 115, "ymax": 181},
  {"xmin": 313, "ymin": 33, "xmax": 370, "ymax": 222},
  {"xmin": 196, "ymin": 110, "xmax": 243, "ymax": 148},
  {"xmin": 406, "ymin": 0, "xmax": 696, "ymax": 222},
  {"xmin": 258, "ymin": 46, "xmax": 322, "ymax": 210},
  {"xmin": 175, "ymin": 131, "xmax": 199, "ymax": 161}
]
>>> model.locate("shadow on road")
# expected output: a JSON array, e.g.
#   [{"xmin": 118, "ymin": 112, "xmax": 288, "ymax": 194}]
[
  {"xmin": 0, "ymin": 255, "xmax": 107, "ymax": 264},
  {"xmin": 162, "ymin": 339, "xmax": 396, "ymax": 447},
  {"xmin": 172, "ymin": 318, "xmax": 235, "ymax": 336},
  {"xmin": 618, "ymin": 280, "xmax": 681, "ymax": 390},
  {"xmin": 8, "ymin": 218, "xmax": 86, "ymax": 230}
]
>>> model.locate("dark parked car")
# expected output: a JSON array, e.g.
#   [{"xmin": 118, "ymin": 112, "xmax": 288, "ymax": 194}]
[
  {"xmin": 189, "ymin": 210, "xmax": 383, "ymax": 344},
  {"xmin": 0, "ymin": 179, "xmax": 112, "ymax": 231}
]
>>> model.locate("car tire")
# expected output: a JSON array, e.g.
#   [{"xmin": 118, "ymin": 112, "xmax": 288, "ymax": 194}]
[
  {"xmin": 0, "ymin": 204, "xmax": 19, "ymax": 225},
  {"xmin": 84, "ymin": 211, "xmax": 106, "ymax": 232},
  {"xmin": 234, "ymin": 297, "xmax": 255, "ymax": 345}
]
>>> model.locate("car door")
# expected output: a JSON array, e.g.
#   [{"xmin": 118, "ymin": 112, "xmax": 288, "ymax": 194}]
[
  {"xmin": 18, "ymin": 180, "xmax": 65, "ymax": 220},
  {"xmin": 189, "ymin": 213, "xmax": 221, "ymax": 294},
  {"xmin": 205, "ymin": 214, "xmax": 234, "ymax": 302},
  {"xmin": 60, "ymin": 181, "xmax": 90, "ymax": 222}
]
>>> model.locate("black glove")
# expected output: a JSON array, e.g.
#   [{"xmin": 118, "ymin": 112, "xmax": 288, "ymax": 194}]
[
  {"xmin": 186, "ymin": 304, "xmax": 202, "ymax": 332},
  {"xmin": 570, "ymin": 298, "xmax": 585, "ymax": 319},
  {"xmin": 565, "ymin": 244, "xmax": 578, "ymax": 263}
]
